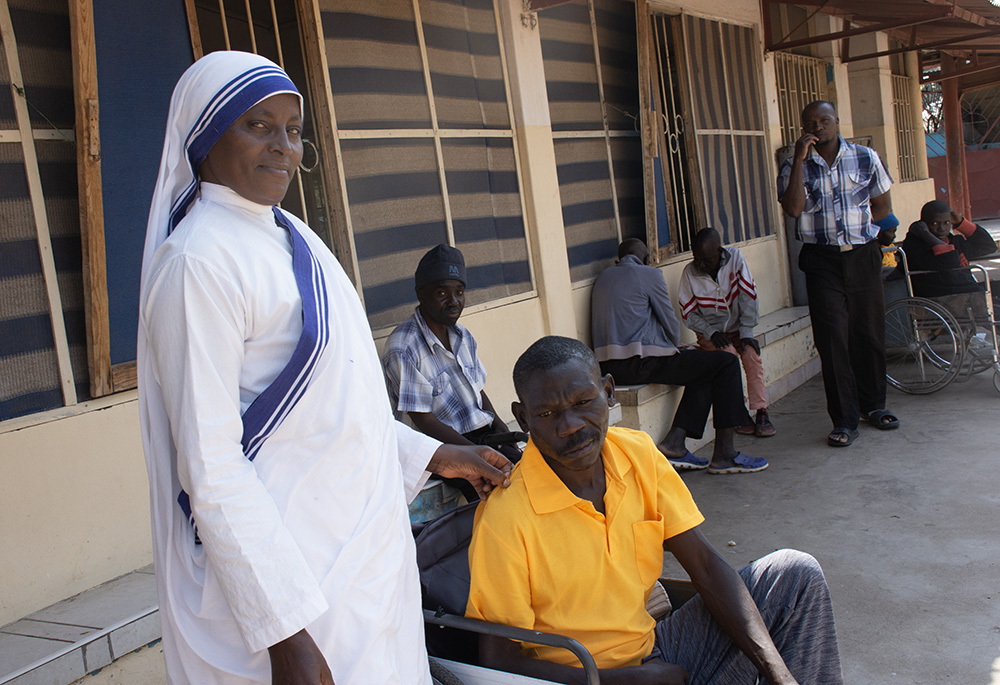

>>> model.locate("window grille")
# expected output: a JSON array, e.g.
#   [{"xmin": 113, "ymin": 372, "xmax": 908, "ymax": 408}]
[
  {"xmin": 646, "ymin": 12, "xmax": 776, "ymax": 253},
  {"xmin": 892, "ymin": 73, "xmax": 920, "ymax": 183},
  {"xmin": 773, "ymin": 51, "xmax": 828, "ymax": 148}
]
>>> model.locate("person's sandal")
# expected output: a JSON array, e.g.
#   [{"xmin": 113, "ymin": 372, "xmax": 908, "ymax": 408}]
[
  {"xmin": 754, "ymin": 409, "xmax": 776, "ymax": 437},
  {"xmin": 861, "ymin": 409, "xmax": 900, "ymax": 430},
  {"xmin": 827, "ymin": 427, "xmax": 859, "ymax": 447}
]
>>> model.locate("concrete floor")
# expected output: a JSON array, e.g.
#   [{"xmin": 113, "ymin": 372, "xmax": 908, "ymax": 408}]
[{"xmin": 665, "ymin": 372, "xmax": 1000, "ymax": 684}]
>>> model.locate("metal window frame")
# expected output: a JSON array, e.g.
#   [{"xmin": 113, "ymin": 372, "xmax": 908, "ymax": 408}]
[{"xmin": 642, "ymin": 9, "xmax": 778, "ymax": 255}]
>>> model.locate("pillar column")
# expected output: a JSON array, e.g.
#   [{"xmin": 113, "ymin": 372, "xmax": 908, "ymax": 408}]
[
  {"xmin": 941, "ymin": 54, "xmax": 968, "ymax": 217},
  {"xmin": 496, "ymin": 1, "xmax": 576, "ymax": 337}
]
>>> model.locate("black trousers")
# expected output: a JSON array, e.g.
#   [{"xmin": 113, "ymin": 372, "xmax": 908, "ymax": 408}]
[
  {"xmin": 600, "ymin": 350, "xmax": 750, "ymax": 439},
  {"xmin": 799, "ymin": 240, "xmax": 887, "ymax": 430}
]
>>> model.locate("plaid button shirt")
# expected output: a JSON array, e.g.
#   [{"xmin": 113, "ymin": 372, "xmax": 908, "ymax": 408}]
[
  {"xmin": 381, "ymin": 307, "xmax": 493, "ymax": 434},
  {"xmin": 778, "ymin": 137, "xmax": 893, "ymax": 245}
]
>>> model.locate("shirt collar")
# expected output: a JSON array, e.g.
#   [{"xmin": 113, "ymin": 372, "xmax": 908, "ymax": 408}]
[
  {"xmin": 414, "ymin": 306, "xmax": 462, "ymax": 353},
  {"xmin": 199, "ymin": 182, "xmax": 275, "ymax": 220},
  {"xmin": 807, "ymin": 135, "xmax": 848, "ymax": 170},
  {"xmin": 619, "ymin": 254, "xmax": 644, "ymax": 267},
  {"xmin": 521, "ymin": 434, "xmax": 632, "ymax": 515}
]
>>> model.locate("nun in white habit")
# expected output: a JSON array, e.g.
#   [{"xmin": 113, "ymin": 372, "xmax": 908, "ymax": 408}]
[{"xmin": 138, "ymin": 51, "xmax": 510, "ymax": 684}]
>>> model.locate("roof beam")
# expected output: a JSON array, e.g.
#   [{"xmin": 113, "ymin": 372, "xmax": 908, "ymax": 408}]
[
  {"xmin": 764, "ymin": 5, "xmax": 953, "ymax": 52},
  {"xmin": 921, "ymin": 0, "xmax": 993, "ymax": 28},
  {"xmin": 922, "ymin": 58, "xmax": 1000, "ymax": 84},
  {"xmin": 525, "ymin": 0, "xmax": 574, "ymax": 10},
  {"xmin": 842, "ymin": 27, "xmax": 1000, "ymax": 63}
]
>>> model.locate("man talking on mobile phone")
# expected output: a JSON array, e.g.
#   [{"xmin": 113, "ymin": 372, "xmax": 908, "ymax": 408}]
[{"xmin": 777, "ymin": 100, "xmax": 901, "ymax": 448}]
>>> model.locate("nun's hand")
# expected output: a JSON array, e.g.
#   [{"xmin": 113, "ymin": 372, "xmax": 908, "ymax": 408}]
[
  {"xmin": 269, "ymin": 629, "xmax": 335, "ymax": 684},
  {"xmin": 429, "ymin": 444, "xmax": 512, "ymax": 498}
]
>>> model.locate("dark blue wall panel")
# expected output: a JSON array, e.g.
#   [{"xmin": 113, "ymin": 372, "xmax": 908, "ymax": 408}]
[{"xmin": 94, "ymin": 0, "xmax": 193, "ymax": 365}]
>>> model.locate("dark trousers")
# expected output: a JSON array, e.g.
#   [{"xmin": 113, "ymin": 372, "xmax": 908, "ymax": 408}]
[
  {"xmin": 799, "ymin": 240, "xmax": 886, "ymax": 430},
  {"xmin": 600, "ymin": 350, "xmax": 750, "ymax": 439}
]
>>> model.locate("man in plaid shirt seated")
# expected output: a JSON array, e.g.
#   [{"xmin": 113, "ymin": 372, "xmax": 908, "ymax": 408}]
[{"xmin": 382, "ymin": 244, "xmax": 520, "ymax": 501}]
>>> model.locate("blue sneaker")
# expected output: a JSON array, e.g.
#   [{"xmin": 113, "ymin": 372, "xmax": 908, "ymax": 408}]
[{"xmin": 668, "ymin": 450, "xmax": 710, "ymax": 471}]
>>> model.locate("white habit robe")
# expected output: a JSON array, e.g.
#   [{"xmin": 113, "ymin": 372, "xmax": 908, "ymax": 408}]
[{"xmin": 141, "ymin": 183, "xmax": 438, "ymax": 683}]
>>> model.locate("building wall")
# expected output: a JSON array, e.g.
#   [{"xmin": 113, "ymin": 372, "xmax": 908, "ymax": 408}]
[
  {"xmin": 1, "ymin": 0, "xmax": 934, "ymax": 627},
  {"xmin": 0, "ymin": 395, "xmax": 151, "ymax": 625}
]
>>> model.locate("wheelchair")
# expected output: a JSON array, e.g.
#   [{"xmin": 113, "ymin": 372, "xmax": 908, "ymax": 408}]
[
  {"xmin": 413, "ymin": 499, "xmax": 697, "ymax": 684},
  {"xmin": 882, "ymin": 246, "xmax": 1000, "ymax": 395}
]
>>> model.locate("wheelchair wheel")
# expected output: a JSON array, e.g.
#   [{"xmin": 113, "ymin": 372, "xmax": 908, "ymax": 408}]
[
  {"xmin": 994, "ymin": 369, "xmax": 1000, "ymax": 395},
  {"xmin": 885, "ymin": 297, "xmax": 965, "ymax": 394},
  {"xmin": 960, "ymin": 329, "xmax": 996, "ymax": 378}
]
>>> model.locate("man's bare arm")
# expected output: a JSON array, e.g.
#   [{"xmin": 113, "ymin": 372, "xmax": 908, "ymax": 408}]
[
  {"xmin": 427, "ymin": 443, "xmax": 511, "ymax": 498},
  {"xmin": 870, "ymin": 190, "xmax": 892, "ymax": 223},
  {"xmin": 780, "ymin": 133, "xmax": 817, "ymax": 218},
  {"xmin": 408, "ymin": 411, "xmax": 475, "ymax": 446},
  {"xmin": 666, "ymin": 528, "xmax": 797, "ymax": 685},
  {"xmin": 268, "ymin": 630, "xmax": 334, "ymax": 685}
]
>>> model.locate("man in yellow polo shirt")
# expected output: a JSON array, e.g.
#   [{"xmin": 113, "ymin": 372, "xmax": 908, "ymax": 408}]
[{"xmin": 467, "ymin": 336, "xmax": 843, "ymax": 684}]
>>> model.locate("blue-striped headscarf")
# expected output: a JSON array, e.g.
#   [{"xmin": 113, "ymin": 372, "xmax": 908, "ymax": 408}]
[{"xmin": 141, "ymin": 51, "xmax": 301, "ymax": 276}]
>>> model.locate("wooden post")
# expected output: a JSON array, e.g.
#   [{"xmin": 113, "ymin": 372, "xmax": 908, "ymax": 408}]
[
  {"xmin": 69, "ymin": 0, "xmax": 113, "ymax": 397},
  {"xmin": 941, "ymin": 54, "xmax": 968, "ymax": 218},
  {"xmin": 635, "ymin": 0, "xmax": 659, "ymax": 258}
]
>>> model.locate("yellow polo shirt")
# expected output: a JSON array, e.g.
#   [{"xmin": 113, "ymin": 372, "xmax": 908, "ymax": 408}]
[{"xmin": 466, "ymin": 426, "xmax": 704, "ymax": 669}]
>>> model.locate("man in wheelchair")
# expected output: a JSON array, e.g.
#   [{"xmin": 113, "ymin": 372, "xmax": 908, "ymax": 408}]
[
  {"xmin": 897, "ymin": 200, "xmax": 998, "ymax": 301},
  {"xmin": 466, "ymin": 336, "xmax": 842, "ymax": 684}
]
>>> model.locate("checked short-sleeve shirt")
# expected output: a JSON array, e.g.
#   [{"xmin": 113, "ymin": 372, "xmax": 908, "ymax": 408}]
[
  {"xmin": 382, "ymin": 307, "xmax": 493, "ymax": 435},
  {"xmin": 777, "ymin": 136, "xmax": 893, "ymax": 246}
]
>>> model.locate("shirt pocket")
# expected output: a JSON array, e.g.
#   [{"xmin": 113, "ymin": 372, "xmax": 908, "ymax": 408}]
[
  {"xmin": 632, "ymin": 516, "xmax": 666, "ymax": 587},
  {"xmin": 429, "ymin": 369, "xmax": 451, "ymax": 398},
  {"xmin": 844, "ymin": 168, "xmax": 873, "ymax": 205},
  {"xmin": 802, "ymin": 177, "xmax": 823, "ymax": 214}
]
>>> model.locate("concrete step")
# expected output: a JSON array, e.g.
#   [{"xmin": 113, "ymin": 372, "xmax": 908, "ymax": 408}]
[{"xmin": 0, "ymin": 568, "xmax": 160, "ymax": 685}]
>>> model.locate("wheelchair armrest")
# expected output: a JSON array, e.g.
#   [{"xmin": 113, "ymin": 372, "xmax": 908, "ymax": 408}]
[
  {"xmin": 482, "ymin": 431, "xmax": 530, "ymax": 448},
  {"xmin": 423, "ymin": 609, "xmax": 601, "ymax": 685}
]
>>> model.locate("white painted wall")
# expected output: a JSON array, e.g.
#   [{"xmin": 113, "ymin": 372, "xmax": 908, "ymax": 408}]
[{"xmin": 0, "ymin": 395, "xmax": 151, "ymax": 626}]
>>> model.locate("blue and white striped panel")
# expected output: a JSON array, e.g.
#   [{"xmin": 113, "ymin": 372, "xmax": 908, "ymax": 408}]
[
  {"xmin": 441, "ymin": 138, "xmax": 530, "ymax": 304},
  {"xmin": 554, "ymin": 138, "xmax": 619, "ymax": 282},
  {"xmin": 685, "ymin": 14, "xmax": 774, "ymax": 245},
  {"xmin": 324, "ymin": 0, "xmax": 531, "ymax": 331},
  {"xmin": 342, "ymin": 138, "xmax": 450, "ymax": 329},
  {"xmin": 734, "ymin": 135, "xmax": 773, "ymax": 240},
  {"xmin": 610, "ymin": 138, "xmax": 645, "ymax": 244},
  {"xmin": 0, "ymin": 1, "xmax": 88, "ymax": 421},
  {"xmin": 721, "ymin": 22, "xmax": 764, "ymax": 132},
  {"xmin": 422, "ymin": 0, "xmax": 510, "ymax": 130},
  {"xmin": 539, "ymin": 2, "xmax": 604, "ymax": 133},
  {"xmin": 542, "ymin": 0, "xmax": 643, "ymax": 281},
  {"xmin": 684, "ymin": 15, "xmax": 730, "ymax": 132},
  {"xmin": 698, "ymin": 134, "xmax": 743, "ymax": 245},
  {"xmin": 595, "ymin": 0, "xmax": 640, "ymax": 134},
  {"xmin": 321, "ymin": 0, "xmax": 433, "ymax": 130}
]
